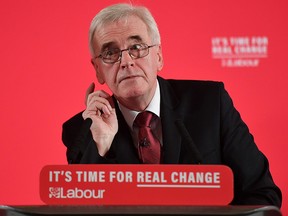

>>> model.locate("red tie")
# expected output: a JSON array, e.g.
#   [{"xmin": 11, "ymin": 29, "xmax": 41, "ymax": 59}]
[{"xmin": 134, "ymin": 111, "xmax": 161, "ymax": 164}]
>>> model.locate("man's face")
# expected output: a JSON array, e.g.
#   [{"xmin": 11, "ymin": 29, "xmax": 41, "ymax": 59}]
[{"xmin": 91, "ymin": 15, "xmax": 163, "ymax": 109}]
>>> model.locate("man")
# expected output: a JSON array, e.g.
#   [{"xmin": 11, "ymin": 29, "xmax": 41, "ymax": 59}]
[{"xmin": 62, "ymin": 3, "xmax": 282, "ymax": 207}]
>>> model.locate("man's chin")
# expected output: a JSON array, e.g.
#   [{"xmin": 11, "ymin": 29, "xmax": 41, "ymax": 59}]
[{"xmin": 116, "ymin": 88, "xmax": 146, "ymax": 101}]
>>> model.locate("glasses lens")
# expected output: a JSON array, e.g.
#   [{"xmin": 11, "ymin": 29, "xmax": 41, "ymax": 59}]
[
  {"xmin": 102, "ymin": 49, "xmax": 121, "ymax": 63},
  {"xmin": 129, "ymin": 44, "xmax": 149, "ymax": 59}
]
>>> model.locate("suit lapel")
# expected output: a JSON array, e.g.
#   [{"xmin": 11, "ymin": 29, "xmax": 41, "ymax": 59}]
[
  {"xmin": 158, "ymin": 77, "xmax": 183, "ymax": 164},
  {"xmin": 110, "ymin": 98, "xmax": 140, "ymax": 164}
]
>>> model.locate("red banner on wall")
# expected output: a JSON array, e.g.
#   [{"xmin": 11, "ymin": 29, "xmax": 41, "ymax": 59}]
[{"xmin": 40, "ymin": 165, "xmax": 233, "ymax": 205}]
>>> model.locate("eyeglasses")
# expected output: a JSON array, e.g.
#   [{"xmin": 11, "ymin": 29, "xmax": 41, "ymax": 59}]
[{"xmin": 95, "ymin": 43, "xmax": 158, "ymax": 64}]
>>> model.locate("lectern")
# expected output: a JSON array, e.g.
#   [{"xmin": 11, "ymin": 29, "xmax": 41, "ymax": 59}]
[
  {"xmin": 0, "ymin": 205, "xmax": 282, "ymax": 216},
  {"xmin": 3, "ymin": 165, "xmax": 280, "ymax": 216}
]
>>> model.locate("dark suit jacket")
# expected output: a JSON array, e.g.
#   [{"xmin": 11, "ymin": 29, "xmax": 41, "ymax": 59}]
[{"xmin": 62, "ymin": 76, "xmax": 282, "ymax": 207}]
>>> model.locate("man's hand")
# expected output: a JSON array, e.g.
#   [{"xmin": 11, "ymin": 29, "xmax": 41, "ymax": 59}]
[{"xmin": 82, "ymin": 83, "xmax": 118, "ymax": 156}]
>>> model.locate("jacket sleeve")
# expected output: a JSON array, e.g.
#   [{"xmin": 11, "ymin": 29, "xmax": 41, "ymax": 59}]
[
  {"xmin": 62, "ymin": 112, "xmax": 115, "ymax": 164},
  {"xmin": 219, "ymin": 83, "xmax": 282, "ymax": 207}
]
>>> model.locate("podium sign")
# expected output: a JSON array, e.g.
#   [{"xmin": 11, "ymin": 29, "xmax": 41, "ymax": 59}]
[{"xmin": 40, "ymin": 165, "xmax": 233, "ymax": 205}]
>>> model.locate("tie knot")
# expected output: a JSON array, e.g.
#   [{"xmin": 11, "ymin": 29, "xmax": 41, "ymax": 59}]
[{"xmin": 134, "ymin": 111, "xmax": 154, "ymax": 127}]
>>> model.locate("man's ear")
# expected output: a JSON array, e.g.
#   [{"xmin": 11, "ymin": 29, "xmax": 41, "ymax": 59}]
[
  {"xmin": 156, "ymin": 45, "xmax": 164, "ymax": 71},
  {"xmin": 91, "ymin": 59, "xmax": 105, "ymax": 84}
]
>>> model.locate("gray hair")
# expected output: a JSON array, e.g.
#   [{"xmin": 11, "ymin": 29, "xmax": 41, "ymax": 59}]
[{"xmin": 88, "ymin": 3, "xmax": 161, "ymax": 57}]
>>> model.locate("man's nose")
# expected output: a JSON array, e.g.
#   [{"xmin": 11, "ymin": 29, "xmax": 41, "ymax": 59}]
[{"xmin": 120, "ymin": 50, "xmax": 134, "ymax": 68}]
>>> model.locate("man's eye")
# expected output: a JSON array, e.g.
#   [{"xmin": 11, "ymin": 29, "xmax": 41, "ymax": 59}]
[
  {"xmin": 130, "ymin": 44, "xmax": 143, "ymax": 50},
  {"xmin": 104, "ymin": 49, "xmax": 119, "ymax": 57}
]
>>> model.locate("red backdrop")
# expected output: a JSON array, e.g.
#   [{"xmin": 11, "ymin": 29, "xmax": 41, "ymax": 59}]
[{"xmin": 0, "ymin": 0, "xmax": 287, "ymax": 214}]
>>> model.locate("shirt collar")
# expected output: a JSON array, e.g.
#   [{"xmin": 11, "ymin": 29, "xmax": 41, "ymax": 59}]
[{"xmin": 118, "ymin": 80, "xmax": 160, "ymax": 130}]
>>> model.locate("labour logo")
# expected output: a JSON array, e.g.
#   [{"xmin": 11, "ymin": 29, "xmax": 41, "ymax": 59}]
[{"xmin": 49, "ymin": 187, "xmax": 61, "ymax": 198}]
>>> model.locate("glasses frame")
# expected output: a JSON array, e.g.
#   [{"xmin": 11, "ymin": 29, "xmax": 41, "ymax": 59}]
[{"xmin": 95, "ymin": 43, "xmax": 158, "ymax": 64}]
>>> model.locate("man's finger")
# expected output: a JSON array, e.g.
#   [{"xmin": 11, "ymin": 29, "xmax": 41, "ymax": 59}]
[{"xmin": 85, "ymin": 82, "xmax": 95, "ymax": 105}]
